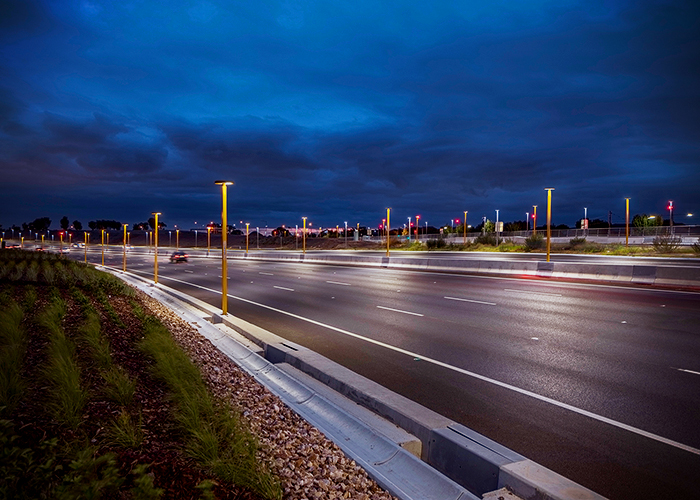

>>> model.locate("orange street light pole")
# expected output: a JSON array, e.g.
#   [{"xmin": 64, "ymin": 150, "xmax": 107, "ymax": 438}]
[
  {"xmin": 152, "ymin": 212, "xmax": 161, "ymax": 283},
  {"xmin": 544, "ymin": 189, "xmax": 554, "ymax": 262},
  {"xmin": 215, "ymin": 181, "xmax": 233, "ymax": 315}
]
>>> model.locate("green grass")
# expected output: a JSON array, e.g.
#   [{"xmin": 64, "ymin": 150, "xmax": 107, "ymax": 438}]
[
  {"xmin": 1, "ymin": 251, "xmax": 280, "ymax": 497},
  {"xmin": 39, "ymin": 296, "xmax": 88, "ymax": 429},
  {"xmin": 108, "ymin": 409, "xmax": 144, "ymax": 448},
  {"xmin": 0, "ymin": 301, "xmax": 27, "ymax": 415},
  {"xmin": 138, "ymin": 314, "xmax": 281, "ymax": 499},
  {"xmin": 102, "ymin": 365, "xmax": 136, "ymax": 406}
]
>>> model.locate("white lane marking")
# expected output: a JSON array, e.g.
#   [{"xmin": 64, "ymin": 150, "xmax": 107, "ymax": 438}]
[
  {"xmin": 259, "ymin": 272, "xmax": 274, "ymax": 275},
  {"xmin": 675, "ymin": 368, "xmax": 700, "ymax": 376},
  {"xmin": 326, "ymin": 280, "xmax": 351, "ymax": 286},
  {"xmin": 130, "ymin": 269, "xmax": 700, "ymax": 457},
  {"xmin": 504, "ymin": 288, "xmax": 562, "ymax": 297},
  {"xmin": 444, "ymin": 296, "xmax": 496, "ymax": 306},
  {"xmin": 184, "ymin": 269, "xmax": 193, "ymax": 273},
  {"xmin": 376, "ymin": 306, "xmax": 424, "ymax": 317},
  {"xmin": 274, "ymin": 286, "xmax": 295, "ymax": 292},
  {"xmin": 531, "ymin": 337, "xmax": 539, "ymax": 341}
]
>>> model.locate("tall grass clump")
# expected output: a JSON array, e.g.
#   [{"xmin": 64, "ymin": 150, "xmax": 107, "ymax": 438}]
[
  {"xmin": 653, "ymin": 234, "xmax": 683, "ymax": 253},
  {"xmin": 138, "ymin": 315, "xmax": 281, "ymax": 499},
  {"xmin": 108, "ymin": 409, "xmax": 143, "ymax": 448},
  {"xmin": 102, "ymin": 366, "xmax": 136, "ymax": 406},
  {"xmin": 40, "ymin": 261, "xmax": 56, "ymax": 285},
  {"xmin": 39, "ymin": 297, "xmax": 87, "ymax": 428},
  {"xmin": 525, "ymin": 233, "xmax": 544, "ymax": 250},
  {"xmin": 0, "ymin": 301, "xmax": 27, "ymax": 414},
  {"xmin": 692, "ymin": 238, "xmax": 700, "ymax": 255}
]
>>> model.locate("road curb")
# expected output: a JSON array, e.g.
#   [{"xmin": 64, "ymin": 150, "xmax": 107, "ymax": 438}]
[
  {"xmin": 106, "ymin": 266, "xmax": 607, "ymax": 500},
  {"xmin": 109, "ymin": 269, "xmax": 476, "ymax": 500}
]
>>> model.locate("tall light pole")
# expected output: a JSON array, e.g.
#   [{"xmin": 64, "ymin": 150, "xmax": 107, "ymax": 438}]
[
  {"xmin": 344, "ymin": 221, "xmax": 348, "ymax": 247},
  {"xmin": 668, "ymin": 200, "xmax": 674, "ymax": 232},
  {"xmin": 545, "ymin": 189, "xmax": 554, "ymax": 262},
  {"xmin": 386, "ymin": 208, "xmax": 391, "ymax": 257},
  {"xmin": 83, "ymin": 232, "xmax": 87, "ymax": 264},
  {"xmin": 207, "ymin": 225, "xmax": 211, "ymax": 257},
  {"xmin": 256, "ymin": 227, "xmax": 260, "ymax": 249},
  {"xmin": 495, "ymin": 210, "xmax": 500, "ymax": 246},
  {"xmin": 122, "ymin": 223, "xmax": 128, "ymax": 272},
  {"xmin": 463, "ymin": 211, "xmax": 468, "ymax": 245},
  {"xmin": 416, "ymin": 215, "xmax": 420, "ymax": 240},
  {"xmin": 625, "ymin": 198, "xmax": 630, "ymax": 247},
  {"xmin": 584, "ymin": 207, "xmax": 588, "ymax": 236},
  {"xmin": 295, "ymin": 225, "xmax": 298, "ymax": 250},
  {"xmin": 246, "ymin": 223, "xmax": 250, "ymax": 254},
  {"xmin": 526, "ymin": 212, "xmax": 529, "ymax": 232},
  {"xmin": 215, "ymin": 181, "xmax": 233, "ymax": 315},
  {"xmin": 407, "ymin": 217, "xmax": 411, "ymax": 242},
  {"xmin": 302, "ymin": 217, "xmax": 307, "ymax": 254},
  {"xmin": 532, "ymin": 205, "xmax": 538, "ymax": 236},
  {"xmin": 176, "ymin": 228, "xmax": 179, "ymax": 250},
  {"xmin": 101, "ymin": 229, "xmax": 105, "ymax": 266},
  {"xmin": 152, "ymin": 212, "xmax": 161, "ymax": 283}
]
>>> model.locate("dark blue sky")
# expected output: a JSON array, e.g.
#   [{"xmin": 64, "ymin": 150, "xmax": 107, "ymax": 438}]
[{"xmin": 1, "ymin": 0, "xmax": 698, "ymax": 231}]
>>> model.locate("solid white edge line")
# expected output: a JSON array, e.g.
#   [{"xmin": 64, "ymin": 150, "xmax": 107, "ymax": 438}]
[
  {"xmin": 273, "ymin": 285, "xmax": 295, "ymax": 291},
  {"xmin": 376, "ymin": 305, "xmax": 424, "ymax": 317},
  {"xmin": 504, "ymin": 288, "xmax": 562, "ymax": 297},
  {"xmin": 676, "ymin": 368, "xmax": 700, "ymax": 376},
  {"xmin": 444, "ymin": 296, "xmax": 496, "ymax": 306},
  {"xmin": 124, "ymin": 268, "xmax": 700, "ymax": 457}
]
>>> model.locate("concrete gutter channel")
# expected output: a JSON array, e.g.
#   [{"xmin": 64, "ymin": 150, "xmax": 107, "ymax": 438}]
[{"xmin": 106, "ymin": 263, "xmax": 613, "ymax": 500}]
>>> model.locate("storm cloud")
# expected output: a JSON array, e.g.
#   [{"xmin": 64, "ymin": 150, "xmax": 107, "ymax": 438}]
[{"xmin": 1, "ymin": 0, "xmax": 698, "ymax": 230}]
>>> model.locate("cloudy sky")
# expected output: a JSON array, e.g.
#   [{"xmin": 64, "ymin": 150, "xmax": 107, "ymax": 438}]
[{"xmin": 1, "ymin": 0, "xmax": 698, "ymax": 231}]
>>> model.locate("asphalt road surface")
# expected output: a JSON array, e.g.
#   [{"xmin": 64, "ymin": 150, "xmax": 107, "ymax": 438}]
[{"xmin": 73, "ymin": 247, "xmax": 700, "ymax": 500}]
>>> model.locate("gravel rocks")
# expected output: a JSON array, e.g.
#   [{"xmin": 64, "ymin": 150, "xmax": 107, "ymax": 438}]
[{"xmin": 137, "ymin": 290, "xmax": 397, "ymax": 500}]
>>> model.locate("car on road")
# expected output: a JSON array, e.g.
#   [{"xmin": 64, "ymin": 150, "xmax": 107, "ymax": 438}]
[
  {"xmin": 6, "ymin": 243, "xmax": 21, "ymax": 249},
  {"xmin": 170, "ymin": 251, "xmax": 188, "ymax": 263},
  {"xmin": 72, "ymin": 243, "xmax": 85, "ymax": 248}
]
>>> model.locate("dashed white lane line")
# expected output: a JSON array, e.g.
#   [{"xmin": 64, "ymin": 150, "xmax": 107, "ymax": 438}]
[
  {"xmin": 675, "ymin": 368, "xmax": 700, "ymax": 376},
  {"xmin": 326, "ymin": 280, "xmax": 351, "ymax": 286},
  {"xmin": 376, "ymin": 305, "xmax": 424, "ymax": 317},
  {"xmin": 504, "ymin": 288, "xmax": 562, "ymax": 297},
  {"xmin": 184, "ymin": 270, "xmax": 193, "ymax": 273},
  {"xmin": 274, "ymin": 286, "xmax": 295, "ymax": 292},
  {"xmin": 259, "ymin": 272, "xmax": 274, "ymax": 275},
  {"xmin": 444, "ymin": 296, "xmax": 496, "ymax": 306},
  {"xmin": 128, "ymin": 270, "xmax": 700, "ymax": 457}
]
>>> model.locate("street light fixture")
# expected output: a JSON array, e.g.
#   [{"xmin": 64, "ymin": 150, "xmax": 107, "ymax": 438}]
[
  {"xmin": 532, "ymin": 205, "xmax": 538, "ymax": 236},
  {"xmin": 386, "ymin": 208, "xmax": 391, "ymax": 257},
  {"xmin": 625, "ymin": 198, "xmax": 630, "ymax": 247},
  {"xmin": 246, "ymin": 223, "xmax": 250, "ymax": 254},
  {"xmin": 123, "ymin": 223, "xmax": 128, "ymax": 272},
  {"xmin": 101, "ymin": 229, "xmax": 105, "ymax": 266},
  {"xmin": 302, "ymin": 217, "xmax": 307, "ymax": 254},
  {"xmin": 215, "ymin": 181, "xmax": 233, "ymax": 315},
  {"xmin": 207, "ymin": 225, "xmax": 212, "ymax": 257},
  {"xmin": 152, "ymin": 212, "xmax": 161, "ymax": 284},
  {"xmin": 463, "ymin": 211, "xmax": 468, "ymax": 245},
  {"xmin": 544, "ymin": 189, "xmax": 554, "ymax": 262},
  {"xmin": 495, "ymin": 210, "xmax": 500, "ymax": 246}
]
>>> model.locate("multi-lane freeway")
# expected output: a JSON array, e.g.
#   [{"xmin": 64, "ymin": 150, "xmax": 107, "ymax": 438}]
[{"xmin": 71, "ymin": 247, "xmax": 700, "ymax": 500}]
